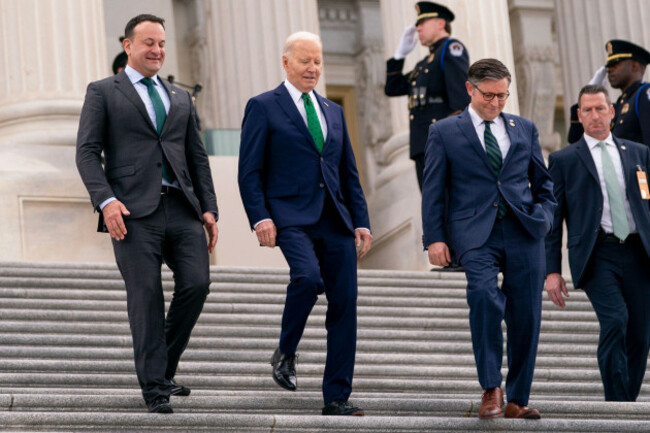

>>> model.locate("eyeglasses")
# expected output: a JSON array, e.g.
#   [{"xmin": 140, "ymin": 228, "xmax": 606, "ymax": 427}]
[{"xmin": 472, "ymin": 84, "xmax": 510, "ymax": 102}]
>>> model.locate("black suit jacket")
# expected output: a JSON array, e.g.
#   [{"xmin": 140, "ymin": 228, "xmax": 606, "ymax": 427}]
[
  {"xmin": 76, "ymin": 70, "xmax": 217, "ymax": 231},
  {"xmin": 545, "ymin": 136, "xmax": 650, "ymax": 287}
]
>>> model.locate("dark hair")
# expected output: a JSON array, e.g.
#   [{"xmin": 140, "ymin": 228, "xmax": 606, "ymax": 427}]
[
  {"xmin": 444, "ymin": 21, "xmax": 451, "ymax": 34},
  {"xmin": 124, "ymin": 14, "xmax": 165, "ymax": 39},
  {"xmin": 468, "ymin": 58, "xmax": 511, "ymax": 84},
  {"xmin": 578, "ymin": 84, "xmax": 611, "ymax": 107}
]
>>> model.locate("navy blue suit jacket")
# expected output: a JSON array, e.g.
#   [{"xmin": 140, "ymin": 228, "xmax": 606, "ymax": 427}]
[
  {"xmin": 545, "ymin": 136, "xmax": 650, "ymax": 287},
  {"xmin": 238, "ymin": 83, "xmax": 369, "ymax": 233},
  {"xmin": 422, "ymin": 109, "xmax": 556, "ymax": 258}
]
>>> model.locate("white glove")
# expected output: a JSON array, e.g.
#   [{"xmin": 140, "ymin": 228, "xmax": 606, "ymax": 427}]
[
  {"xmin": 589, "ymin": 66, "xmax": 607, "ymax": 85},
  {"xmin": 393, "ymin": 25, "xmax": 418, "ymax": 60}
]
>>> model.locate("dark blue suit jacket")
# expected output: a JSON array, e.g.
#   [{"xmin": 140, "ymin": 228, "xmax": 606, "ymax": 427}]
[
  {"xmin": 422, "ymin": 109, "xmax": 556, "ymax": 258},
  {"xmin": 545, "ymin": 136, "xmax": 650, "ymax": 287},
  {"xmin": 238, "ymin": 83, "xmax": 369, "ymax": 233}
]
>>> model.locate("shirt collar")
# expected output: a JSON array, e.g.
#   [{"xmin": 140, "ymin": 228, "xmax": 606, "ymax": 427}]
[
  {"xmin": 125, "ymin": 65, "xmax": 160, "ymax": 86},
  {"xmin": 284, "ymin": 80, "xmax": 314, "ymax": 103},
  {"xmin": 468, "ymin": 105, "xmax": 503, "ymax": 129},
  {"xmin": 584, "ymin": 132, "xmax": 615, "ymax": 150}
]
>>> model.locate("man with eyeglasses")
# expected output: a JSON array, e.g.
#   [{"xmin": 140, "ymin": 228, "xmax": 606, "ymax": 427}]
[{"xmin": 422, "ymin": 58, "xmax": 556, "ymax": 420}]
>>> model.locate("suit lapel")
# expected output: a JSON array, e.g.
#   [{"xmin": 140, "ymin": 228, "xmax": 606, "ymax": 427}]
[
  {"xmin": 613, "ymin": 136, "xmax": 634, "ymax": 188},
  {"xmin": 458, "ymin": 110, "xmax": 492, "ymax": 173},
  {"xmin": 274, "ymin": 84, "xmax": 317, "ymax": 150},
  {"xmin": 159, "ymin": 78, "xmax": 177, "ymax": 135},
  {"xmin": 501, "ymin": 113, "xmax": 520, "ymax": 169},
  {"xmin": 114, "ymin": 71, "xmax": 157, "ymax": 133},
  {"xmin": 575, "ymin": 138, "xmax": 600, "ymax": 184}
]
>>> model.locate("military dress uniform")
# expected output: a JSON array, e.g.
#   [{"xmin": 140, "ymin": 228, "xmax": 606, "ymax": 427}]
[
  {"xmin": 386, "ymin": 37, "xmax": 470, "ymax": 189},
  {"xmin": 567, "ymin": 40, "xmax": 650, "ymax": 146}
]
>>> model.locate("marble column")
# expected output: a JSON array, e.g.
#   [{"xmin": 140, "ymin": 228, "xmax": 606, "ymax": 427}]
[
  {"xmin": 199, "ymin": 0, "xmax": 323, "ymax": 130},
  {"xmin": 555, "ymin": 0, "xmax": 650, "ymax": 134},
  {"xmin": 0, "ymin": 0, "xmax": 111, "ymax": 262},
  {"xmin": 365, "ymin": 0, "xmax": 519, "ymax": 270},
  {"xmin": 509, "ymin": 0, "xmax": 560, "ymax": 155}
]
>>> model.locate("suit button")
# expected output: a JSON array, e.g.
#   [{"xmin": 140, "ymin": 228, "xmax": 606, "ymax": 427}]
[
  {"xmin": 497, "ymin": 181, "xmax": 501, "ymax": 186},
  {"xmin": 320, "ymin": 183, "xmax": 325, "ymax": 188},
  {"xmin": 320, "ymin": 157, "xmax": 324, "ymax": 162},
  {"xmin": 493, "ymin": 202, "xmax": 498, "ymax": 207}
]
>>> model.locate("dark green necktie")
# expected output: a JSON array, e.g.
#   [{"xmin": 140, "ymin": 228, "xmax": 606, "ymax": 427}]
[
  {"xmin": 301, "ymin": 93, "xmax": 324, "ymax": 153},
  {"xmin": 484, "ymin": 121, "xmax": 507, "ymax": 219},
  {"xmin": 140, "ymin": 77, "xmax": 174, "ymax": 183}
]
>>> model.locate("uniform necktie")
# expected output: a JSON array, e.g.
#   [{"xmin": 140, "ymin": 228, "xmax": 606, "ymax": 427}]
[
  {"xmin": 484, "ymin": 121, "xmax": 507, "ymax": 219},
  {"xmin": 141, "ymin": 77, "xmax": 174, "ymax": 183},
  {"xmin": 598, "ymin": 141, "xmax": 630, "ymax": 241},
  {"xmin": 302, "ymin": 93, "xmax": 324, "ymax": 153}
]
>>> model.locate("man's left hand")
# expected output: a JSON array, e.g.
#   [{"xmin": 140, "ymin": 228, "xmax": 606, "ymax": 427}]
[
  {"xmin": 355, "ymin": 228, "xmax": 373, "ymax": 258},
  {"xmin": 203, "ymin": 212, "xmax": 218, "ymax": 253}
]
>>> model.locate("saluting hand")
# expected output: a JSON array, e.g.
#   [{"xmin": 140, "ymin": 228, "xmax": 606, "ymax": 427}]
[
  {"xmin": 103, "ymin": 200, "xmax": 130, "ymax": 241},
  {"xmin": 394, "ymin": 25, "xmax": 418, "ymax": 60}
]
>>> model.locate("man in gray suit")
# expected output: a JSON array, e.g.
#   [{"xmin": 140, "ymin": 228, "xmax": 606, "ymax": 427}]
[{"xmin": 76, "ymin": 14, "xmax": 218, "ymax": 413}]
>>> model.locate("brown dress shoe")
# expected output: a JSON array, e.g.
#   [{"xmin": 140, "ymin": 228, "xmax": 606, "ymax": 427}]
[
  {"xmin": 504, "ymin": 402, "xmax": 541, "ymax": 419},
  {"xmin": 478, "ymin": 387, "xmax": 503, "ymax": 419}
]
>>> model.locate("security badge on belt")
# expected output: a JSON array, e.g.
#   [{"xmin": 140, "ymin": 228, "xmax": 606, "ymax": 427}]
[{"xmin": 637, "ymin": 165, "xmax": 650, "ymax": 200}]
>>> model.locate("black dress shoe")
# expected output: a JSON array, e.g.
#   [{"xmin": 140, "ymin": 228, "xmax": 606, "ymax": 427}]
[
  {"xmin": 270, "ymin": 347, "xmax": 297, "ymax": 391},
  {"xmin": 437, "ymin": 264, "xmax": 464, "ymax": 272},
  {"xmin": 322, "ymin": 399, "xmax": 364, "ymax": 416},
  {"xmin": 169, "ymin": 379, "xmax": 191, "ymax": 396},
  {"xmin": 147, "ymin": 396, "xmax": 173, "ymax": 414}
]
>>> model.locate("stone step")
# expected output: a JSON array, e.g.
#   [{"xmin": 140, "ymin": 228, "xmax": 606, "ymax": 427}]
[
  {"xmin": 1, "ymin": 412, "xmax": 649, "ymax": 432},
  {"xmin": 2, "ymin": 394, "xmax": 649, "ymax": 419},
  {"xmin": 0, "ymin": 321, "xmax": 601, "ymax": 344},
  {"xmin": 0, "ymin": 347, "xmax": 604, "ymax": 370}
]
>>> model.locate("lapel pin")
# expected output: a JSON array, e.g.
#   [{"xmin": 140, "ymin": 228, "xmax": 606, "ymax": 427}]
[
  {"xmin": 621, "ymin": 145, "xmax": 626, "ymax": 150},
  {"xmin": 171, "ymin": 90, "xmax": 176, "ymax": 95},
  {"xmin": 323, "ymin": 101, "xmax": 329, "ymax": 107},
  {"xmin": 509, "ymin": 119, "xmax": 515, "ymax": 127}
]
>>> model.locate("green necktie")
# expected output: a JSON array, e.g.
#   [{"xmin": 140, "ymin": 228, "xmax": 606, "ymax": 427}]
[
  {"xmin": 598, "ymin": 141, "xmax": 630, "ymax": 241},
  {"xmin": 484, "ymin": 121, "xmax": 507, "ymax": 219},
  {"xmin": 140, "ymin": 77, "xmax": 174, "ymax": 183},
  {"xmin": 302, "ymin": 93, "xmax": 324, "ymax": 153}
]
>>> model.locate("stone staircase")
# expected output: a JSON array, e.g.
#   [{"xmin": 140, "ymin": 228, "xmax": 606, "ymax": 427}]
[{"xmin": 1, "ymin": 261, "xmax": 650, "ymax": 432}]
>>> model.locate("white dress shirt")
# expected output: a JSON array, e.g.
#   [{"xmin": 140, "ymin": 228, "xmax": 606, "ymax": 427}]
[
  {"xmin": 584, "ymin": 133, "xmax": 636, "ymax": 234},
  {"xmin": 467, "ymin": 105, "xmax": 512, "ymax": 160}
]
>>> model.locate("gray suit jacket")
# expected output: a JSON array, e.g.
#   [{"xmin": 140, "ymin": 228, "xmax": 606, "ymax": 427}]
[{"xmin": 76, "ymin": 70, "xmax": 217, "ymax": 231}]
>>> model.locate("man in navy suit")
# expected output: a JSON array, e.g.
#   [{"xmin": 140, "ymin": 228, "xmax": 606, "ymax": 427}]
[
  {"xmin": 422, "ymin": 58, "xmax": 556, "ymax": 419},
  {"xmin": 545, "ymin": 84, "xmax": 650, "ymax": 401},
  {"xmin": 238, "ymin": 31, "xmax": 372, "ymax": 416}
]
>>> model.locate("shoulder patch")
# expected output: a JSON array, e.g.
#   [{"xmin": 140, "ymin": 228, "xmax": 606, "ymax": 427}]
[{"xmin": 449, "ymin": 42, "xmax": 464, "ymax": 57}]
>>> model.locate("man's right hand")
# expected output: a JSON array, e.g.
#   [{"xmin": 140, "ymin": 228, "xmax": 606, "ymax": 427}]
[
  {"xmin": 428, "ymin": 242, "xmax": 450, "ymax": 267},
  {"xmin": 589, "ymin": 66, "xmax": 607, "ymax": 86},
  {"xmin": 545, "ymin": 272, "xmax": 569, "ymax": 308},
  {"xmin": 256, "ymin": 220, "xmax": 277, "ymax": 248},
  {"xmin": 393, "ymin": 25, "xmax": 418, "ymax": 60},
  {"xmin": 102, "ymin": 200, "xmax": 130, "ymax": 241}
]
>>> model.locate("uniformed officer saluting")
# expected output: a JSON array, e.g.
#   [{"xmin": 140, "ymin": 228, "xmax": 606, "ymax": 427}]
[
  {"xmin": 385, "ymin": 1, "xmax": 470, "ymax": 189},
  {"xmin": 567, "ymin": 40, "xmax": 650, "ymax": 146}
]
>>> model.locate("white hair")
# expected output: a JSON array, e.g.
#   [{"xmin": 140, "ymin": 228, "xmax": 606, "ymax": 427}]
[{"xmin": 282, "ymin": 31, "xmax": 322, "ymax": 58}]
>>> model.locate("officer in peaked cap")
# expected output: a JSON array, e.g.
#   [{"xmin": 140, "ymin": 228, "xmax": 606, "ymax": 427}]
[
  {"xmin": 567, "ymin": 39, "xmax": 650, "ymax": 146},
  {"xmin": 385, "ymin": 1, "xmax": 470, "ymax": 271},
  {"xmin": 386, "ymin": 2, "xmax": 469, "ymax": 189}
]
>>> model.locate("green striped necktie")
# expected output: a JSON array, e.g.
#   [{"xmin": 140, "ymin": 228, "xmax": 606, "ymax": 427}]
[
  {"xmin": 140, "ymin": 77, "xmax": 175, "ymax": 183},
  {"xmin": 484, "ymin": 121, "xmax": 507, "ymax": 219},
  {"xmin": 302, "ymin": 93, "xmax": 324, "ymax": 153}
]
